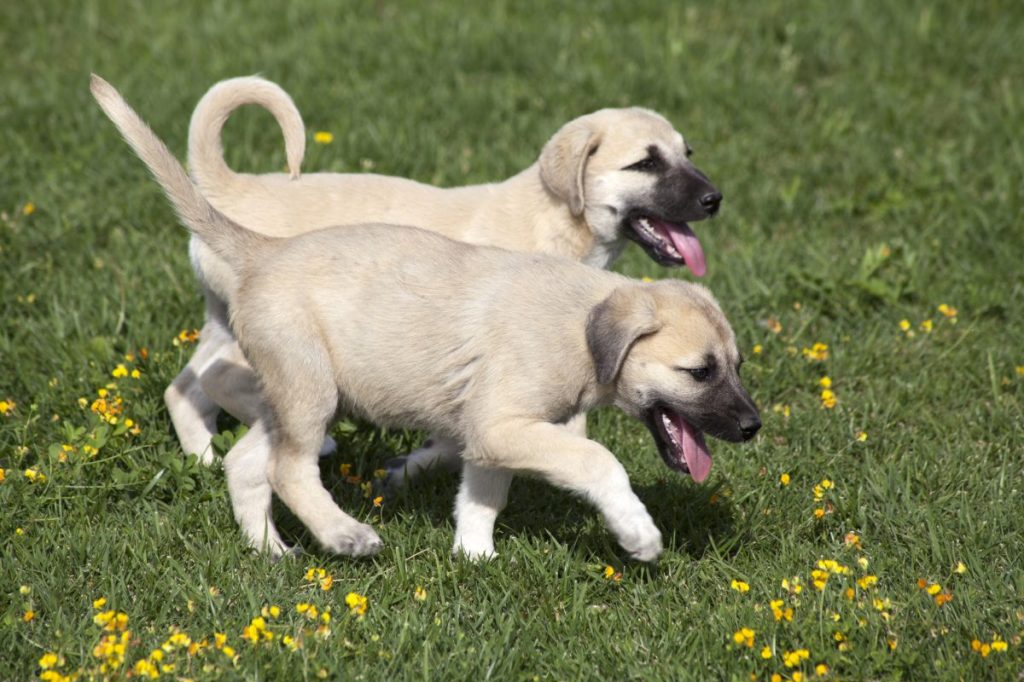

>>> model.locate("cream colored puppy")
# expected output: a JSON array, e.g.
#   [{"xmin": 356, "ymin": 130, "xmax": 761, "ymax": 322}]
[
  {"xmin": 92, "ymin": 75, "xmax": 759, "ymax": 561},
  {"xmin": 172, "ymin": 77, "xmax": 723, "ymax": 472}
]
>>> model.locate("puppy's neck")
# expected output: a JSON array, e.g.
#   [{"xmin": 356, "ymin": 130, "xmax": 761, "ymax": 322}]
[{"xmin": 502, "ymin": 165, "xmax": 600, "ymax": 263}]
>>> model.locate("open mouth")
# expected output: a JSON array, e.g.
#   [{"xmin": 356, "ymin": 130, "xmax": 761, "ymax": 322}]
[
  {"xmin": 645, "ymin": 405, "xmax": 713, "ymax": 483},
  {"xmin": 627, "ymin": 215, "xmax": 707, "ymax": 277}
]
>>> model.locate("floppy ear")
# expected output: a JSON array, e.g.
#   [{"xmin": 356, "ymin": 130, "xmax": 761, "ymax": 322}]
[
  {"xmin": 586, "ymin": 287, "xmax": 662, "ymax": 385},
  {"xmin": 538, "ymin": 121, "xmax": 600, "ymax": 217}
]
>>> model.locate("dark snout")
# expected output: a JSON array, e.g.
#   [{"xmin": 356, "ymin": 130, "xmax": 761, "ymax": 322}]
[
  {"xmin": 739, "ymin": 410, "xmax": 761, "ymax": 441},
  {"xmin": 705, "ymin": 384, "xmax": 761, "ymax": 443},
  {"xmin": 653, "ymin": 164, "xmax": 722, "ymax": 222}
]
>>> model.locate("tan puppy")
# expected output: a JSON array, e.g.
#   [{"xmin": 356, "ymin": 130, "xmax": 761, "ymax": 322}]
[
  {"xmin": 92, "ymin": 75, "xmax": 759, "ymax": 561},
  {"xmin": 172, "ymin": 76, "xmax": 723, "ymax": 472}
]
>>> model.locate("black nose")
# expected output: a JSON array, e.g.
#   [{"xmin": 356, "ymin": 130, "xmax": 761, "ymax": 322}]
[
  {"xmin": 739, "ymin": 414, "xmax": 761, "ymax": 441},
  {"xmin": 700, "ymin": 189, "xmax": 724, "ymax": 210},
  {"xmin": 700, "ymin": 192, "xmax": 723, "ymax": 214}
]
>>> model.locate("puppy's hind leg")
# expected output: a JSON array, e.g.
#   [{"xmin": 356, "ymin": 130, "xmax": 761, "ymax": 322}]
[
  {"xmin": 223, "ymin": 420, "xmax": 290, "ymax": 558},
  {"xmin": 262, "ymin": 348, "xmax": 382, "ymax": 557},
  {"xmin": 164, "ymin": 305, "xmax": 235, "ymax": 464},
  {"xmin": 200, "ymin": 340, "xmax": 337, "ymax": 457},
  {"xmin": 384, "ymin": 435, "xmax": 461, "ymax": 489}
]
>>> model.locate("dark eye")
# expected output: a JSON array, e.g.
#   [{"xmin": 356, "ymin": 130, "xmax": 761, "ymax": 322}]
[
  {"xmin": 623, "ymin": 156, "xmax": 660, "ymax": 173},
  {"xmin": 686, "ymin": 367, "xmax": 711, "ymax": 382}
]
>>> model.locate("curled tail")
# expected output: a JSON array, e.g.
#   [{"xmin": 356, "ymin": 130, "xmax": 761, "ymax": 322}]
[
  {"xmin": 188, "ymin": 76, "xmax": 306, "ymax": 189},
  {"xmin": 90, "ymin": 74, "xmax": 269, "ymax": 270}
]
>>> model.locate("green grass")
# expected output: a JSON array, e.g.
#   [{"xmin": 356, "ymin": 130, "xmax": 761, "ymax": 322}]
[{"xmin": 2, "ymin": 0, "xmax": 1022, "ymax": 679}]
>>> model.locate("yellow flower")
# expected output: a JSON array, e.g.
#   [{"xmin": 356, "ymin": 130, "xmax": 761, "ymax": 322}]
[
  {"xmin": 770, "ymin": 599, "xmax": 793, "ymax": 622},
  {"xmin": 792, "ymin": 673, "xmax": 804, "ymax": 682},
  {"xmin": 760, "ymin": 646, "xmax": 773, "ymax": 659},
  {"xmin": 641, "ymin": 276, "xmax": 653, "ymax": 283},
  {"xmin": 0, "ymin": 399, "xmax": 15, "ymax": 416},
  {"xmin": 991, "ymin": 636, "xmax": 1008, "ymax": 652},
  {"xmin": 857, "ymin": 575, "xmax": 878, "ymax": 589},
  {"xmin": 753, "ymin": 344, "xmax": 763, "ymax": 355},
  {"xmin": 314, "ymin": 131, "xmax": 334, "ymax": 144},
  {"xmin": 771, "ymin": 675, "xmax": 783, "ymax": 682},
  {"xmin": 815, "ymin": 663, "xmax": 829, "ymax": 676},
  {"xmin": 23, "ymin": 609, "xmax": 35, "ymax": 622},
  {"xmin": 772, "ymin": 403, "xmax": 792, "ymax": 418},
  {"xmin": 801, "ymin": 343, "xmax": 829, "ymax": 361},
  {"xmin": 39, "ymin": 652, "xmax": 59, "ymax": 669},
  {"xmin": 214, "ymin": 633, "xmax": 227, "ymax": 649},
  {"xmin": 856, "ymin": 556, "xmax": 869, "ymax": 569},
  {"xmin": 926, "ymin": 583, "xmax": 941, "ymax": 596},
  {"xmin": 781, "ymin": 577, "xmax": 803, "ymax": 595},
  {"xmin": 899, "ymin": 319, "xmax": 911, "ymax": 332},
  {"xmin": 19, "ymin": 585, "xmax": 31, "ymax": 595},
  {"xmin": 732, "ymin": 627, "xmax": 755, "ymax": 648},
  {"xmin": 954, "ymin": 561, "xmax": 967, "ymax": 574},
  {"xmin": 0, "ymin": 468, "xmax": 5, "ymax": 483},
  {"xmin": 811, "ymin": 569, "xmax": 829, "ymax": 591},
  {"xmin": 111, "ymin": 364, "xmax": 129, "ymax": 378},
  {"xmin": 818, "ymin": 376, "xmax": 832, "ymax": 389},
  {"xmin": 980, "ymin": 643, "xmax": 991, "ymax": 657},
  {"xmin": 373, "ymin": 495, "xmax": 384, "ymax": 507},
  {"xmin": 780, "ymin": 473, "xmax": 791, "ymax": 486},
  {"xmin": 855, "ymin": 430, "xmax": 868, "ymax": 442},
  {"xmin": 730, "ymin": 579, "xmax": 750, "ymax": 593},
  {"xmin": 222, "ymin": 645, "xmax": 236, "ymax": 658},
  {"xmin": 937, "ymin": 303, "xmax": 957, "ymax": 318},
  {"xmin": 131, "ymin": 369, "xmax": 141, "ymax": 379},
  {"xmin": 345, "ymin": 591, "xmax": 368, "ymax": 617},
  {"xmin": 23, "ymin": 202, "xmax": 36, "ymax": 215},
  {"xmin": 813, "ymin": 508, "xmax": 825, "ymax": 519},
  {"xmin": 414, "ymin": 586, "xmax": 427, "ymax": 601},
  {"xmin": 920, "ymin": 319, "xmax": 933, "ymax": 333},
  {"xmin": 23, "ymin": 467, "xmax": 46, "ymax": 483},
  {"xmin": 820, "ymin": 389, "xmax": 837, "ymax": 409},
  {"xmin": 782, "ymin": 648, "xmax": 810, "ymax": 667}
]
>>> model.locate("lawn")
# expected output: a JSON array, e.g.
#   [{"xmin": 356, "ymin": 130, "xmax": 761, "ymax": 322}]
[{"xmin": 1, "ymin": 1, "xmax": 1022, "ymax": 679}]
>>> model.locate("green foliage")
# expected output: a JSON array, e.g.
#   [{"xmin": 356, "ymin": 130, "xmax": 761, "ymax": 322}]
[{"xmin": 1, "ymin": 0, "xmax": 1022, "ymax": 679}]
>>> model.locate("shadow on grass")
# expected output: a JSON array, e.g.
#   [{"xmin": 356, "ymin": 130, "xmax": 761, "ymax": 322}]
[{"xmin": 258, "ymin": 423, "xmax": 742, "ymax": 569}]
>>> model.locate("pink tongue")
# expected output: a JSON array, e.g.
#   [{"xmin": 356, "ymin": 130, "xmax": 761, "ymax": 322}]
[
  {"xmin": 674, "ymin": 413, "xmax": 712, "ymax": 483},
  {"xmin": 651, "ymin": 218, "xmax": 707, "ymax": 277}
]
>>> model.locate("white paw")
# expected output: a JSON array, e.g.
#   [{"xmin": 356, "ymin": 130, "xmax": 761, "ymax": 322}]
[
  {"xmin": 320, "ymin": 522, "xmax": 383, "ymax": 557},
  {"xmin": 452, "ymin": 535, "xmax": 497, "ymax": 562},
  {"xmin": 610, "ymin": 508, "xmax": 663, "ymax": 562}
]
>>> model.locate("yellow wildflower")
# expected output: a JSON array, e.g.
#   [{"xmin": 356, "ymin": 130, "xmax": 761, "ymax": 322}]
[
  {"xmin": 111, "ymin": 364, "xmax": 129, "ymax": 378},
  {"xmin": 857, "ymin": 575, "xmax": 878, "ymax": 589},
  {"xmin": 770, "ymin": 599, "xmax": 793, "ymax": 622},
  {"xmin": 732, "ymin": 627, "xmax": 755, "ymax": 648},
  {"xmin": 899, "ymin": 319, "xmax": 911, "ymax": 332},
  {"xmin": 753, "ymin": 344, "xmax": 763, "ymax": 355},
  {"xmin": 23, "ymin": 202, "xmax": 36, "ymax": 215},
  {"xmin": 414, "ymin": 586, "xmax": 427, "ymax": 601},
  {"xmin": 93, "ymin": 597, "xmax": 107, "ymax": 609},
  {"xmin": 813, "ymin": 508, "xmax": 825, "ymax": 519},
  {"xmin": 937, "ymin": 304, "xmax": 957, "ymax": 319},
  {"xmin": 855, "ymin": 430, "xmax": 868, "ymax": 442},
  {"xmin": 954, "ymin": 561, "xmax": 967, "ymax": 574},
  {"xmin": 345, "ymin": 592, "xmax": 368, "ymax": 617},
  {"xmin": 811, "ymin": 569, "xmax": 829, "ymax": 591},
  {"xmin": 760, "ymin": 646, "xmax": 773, "ymax": 659},
  {"xmin": 926, "ymin": 583, "xmax": 941, "ymax": 596},
  {"xmin": 24, "ymin": 467, "xmax": 47, "ymax": 483},
  {"xmin": 0, "ymin": 468, "xmax": 5, "ymax": 483},
  {"xmin": 991, "ymin": 636, "xmax": 1008, "ymax": 652},
  {"xmin": 23, "ymin": 610, "xmax": 36, "ymax": 622},
  {"xmin": 815, "ymin": 663, "xmax": 829, "ymax": 676},
  {"xmin": 802, "ymin": 342, "xmax": 829, "ymax": 361},
  {"xmin": 780, "ymin": 473, "xmax": 791, "ymax": 486},
  {"xmin": 772, "ymin": 403, "xmax": 792, "ymax": 418},
  {"xmin": 856, "ymin": 556, "xmax": 869, "ymax": 570},
  {"xmin": 19, "ymin": 585, "xmax": 31, "ymax": 595},
  {"xmin": 820, "ymin": 389, "xmax": 837, "ymax": 409},
  {"xmin": 782, "ymin": 648, "xmax": 810, "ymax": 667},
  {"xmin": 730, "ymin": 579, "xmax": 750, "ymax": 593},
  {"xmin": 0, "ymin": 399, "xmax": 15, "ymax": 416},
  {"xmin": 818, "ymin": 376, "xmax": 832, "ymax": 388},
  {"xmin": 39, "ymin": 652, "xmax": 59, "ymax": 669},
  {"xmin": 781, "ymin": 576, "xmax": 803, "ymax": 595},
  {"xmin": 920, "ymin": 319, "xmax": 933, "ymax": 333},
  {"xmin": 1016, "ymin": 366, "xmax": 1024, "ymax": 377},
  {"xmin": 131, "ymin": 369, "xmax": 141, "ymax": 379},
  {"xmin": 314, "ymin": 131, "xmax": 334, "ymax": 144},
  {"xmin": 771, "ymin": 675, "xmax": 783, "ymax": 682},
  {"xmin": 844, "ymin": 531, "xmax": 862, "ymax": 549},
  {"xmin": 373, "ymin": 495, "xmax": 384, "ymax": 507}
]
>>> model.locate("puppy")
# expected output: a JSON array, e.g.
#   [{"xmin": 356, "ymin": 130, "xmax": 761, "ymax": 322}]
[
  {"xmin": 92, "ymin": 75, "xmax": 759, "ymax": 561},
  {"xmin": 172, "ymin": 76, "xmax": 723, "ymax": 473}
]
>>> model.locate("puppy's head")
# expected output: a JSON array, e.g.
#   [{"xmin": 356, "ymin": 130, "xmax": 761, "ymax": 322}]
[
  {"xmin": 586, "ymin": 280, "xmax": 760, "ymax": 483},
  {"xmin": 539, "ymin": 108, "xmax": 721, "ymax": 276}
]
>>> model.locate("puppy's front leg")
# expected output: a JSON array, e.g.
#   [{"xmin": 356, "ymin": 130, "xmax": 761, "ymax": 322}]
[
  {"xmin": 452, "ymin": 462, "xmax": 513, "ymax": 560},
  {"xmin": 471, "ymin": 420, "xmax": 662, "ymax": 561}
]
